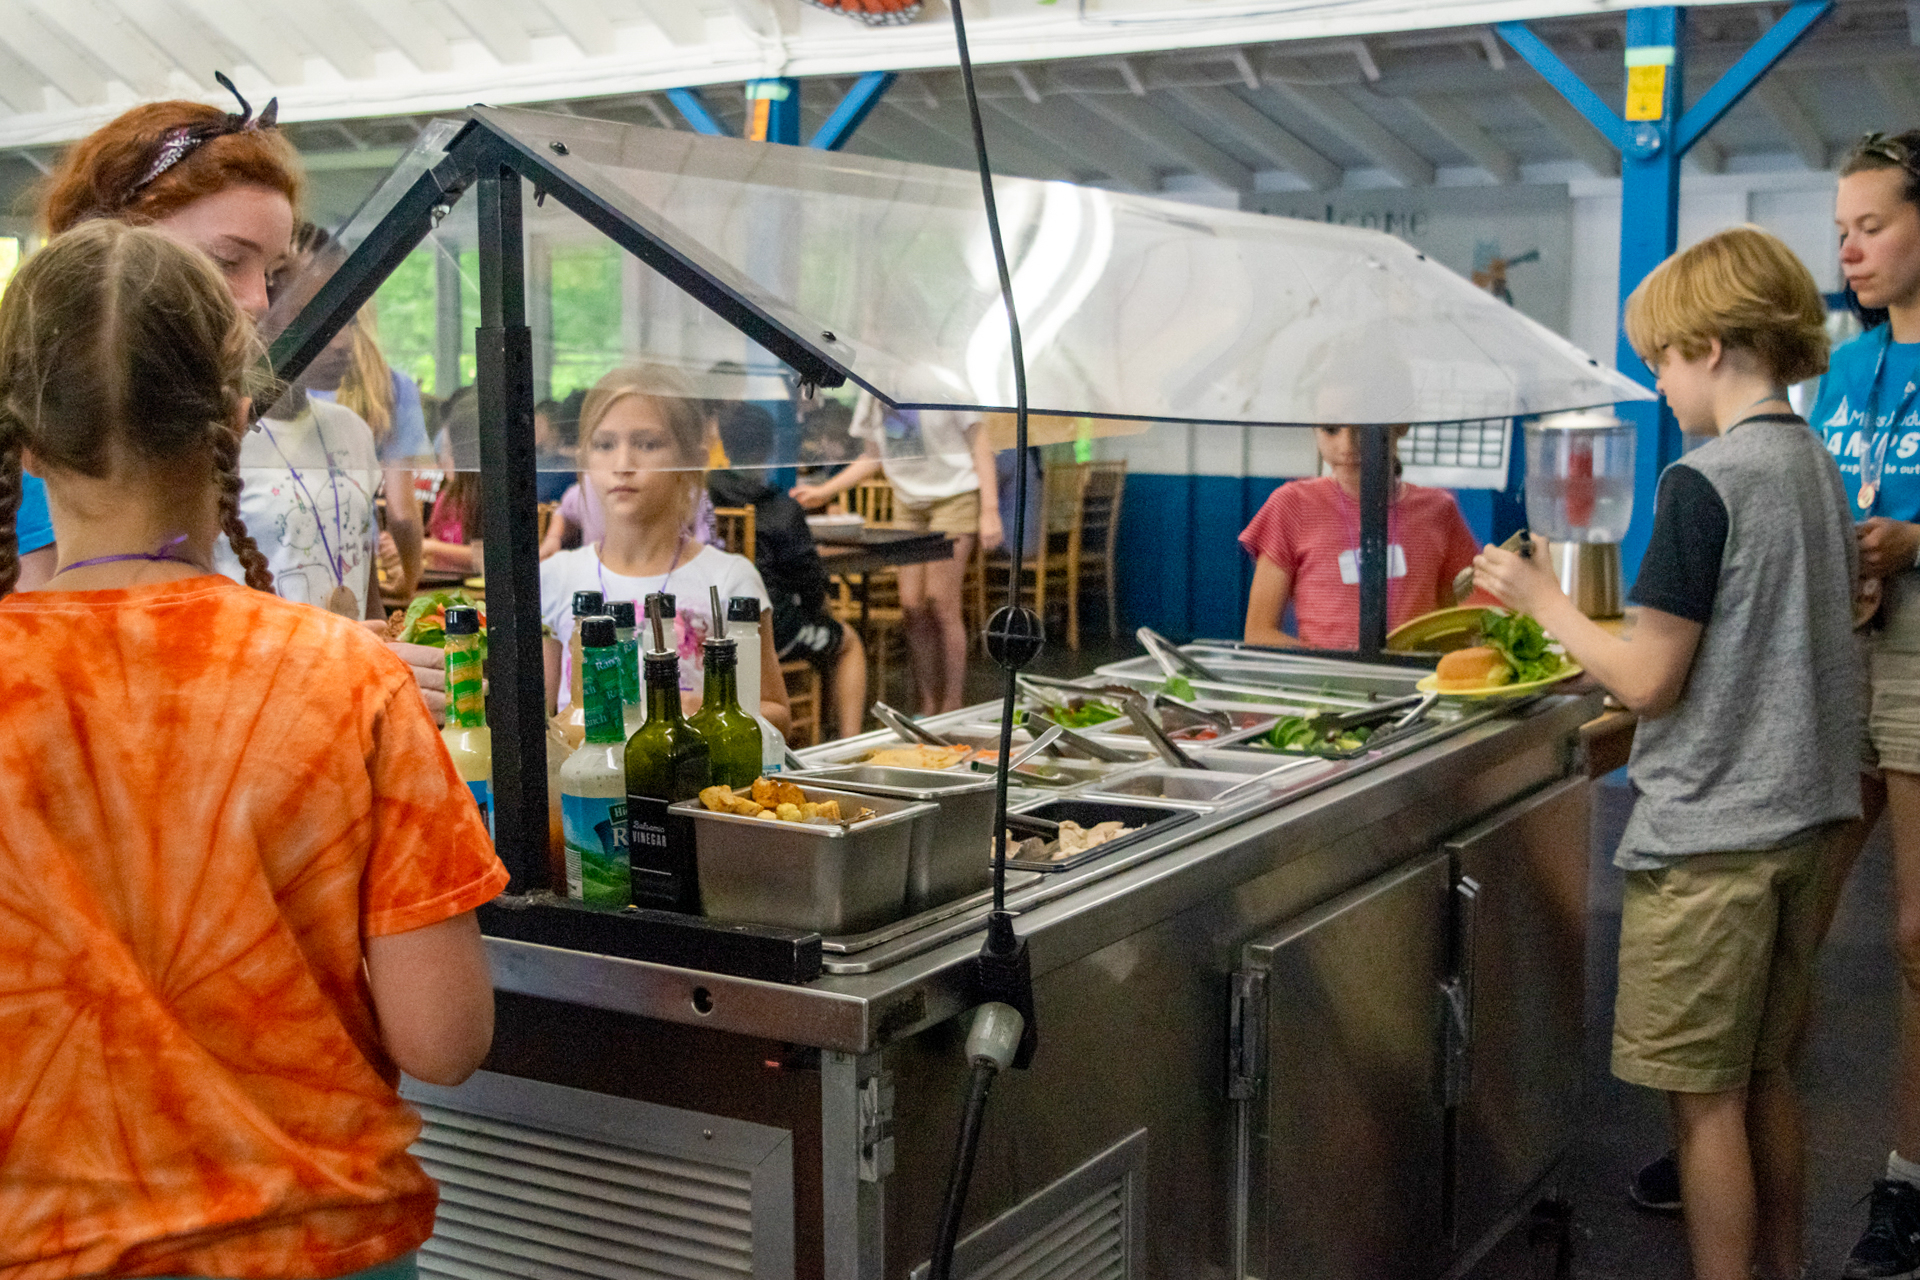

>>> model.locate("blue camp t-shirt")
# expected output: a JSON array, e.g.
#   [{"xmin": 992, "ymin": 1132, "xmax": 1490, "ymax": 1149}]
[
  {"xmin": 16, "ymin": 473, "xmax": 53, "ymax": 555},
  {"xmin": 1811, "ymin": 328, "xmax": 1920, "ymax": 520},
  {"xmin": 311, "ymin": 369, "xmax": 432, "ymax": 468}
]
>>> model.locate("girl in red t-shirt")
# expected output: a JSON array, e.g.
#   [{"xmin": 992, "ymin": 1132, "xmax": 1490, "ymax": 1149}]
[{"xmin": 1241, "ymin": 427, "xmax": 1482, "ymax": 650}]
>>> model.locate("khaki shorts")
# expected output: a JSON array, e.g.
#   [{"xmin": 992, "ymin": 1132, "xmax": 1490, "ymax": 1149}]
[
  {"xmin": 1612, "ymin": 829, "xmax": 1840, "ymax": 1094},
  {"xmin": 1868, "ymin": 644, "xmax": 1920, "ymax": 775},
  {"xmin": 894, "ymin": 489, "xmax": 980, "ymax": 536}
]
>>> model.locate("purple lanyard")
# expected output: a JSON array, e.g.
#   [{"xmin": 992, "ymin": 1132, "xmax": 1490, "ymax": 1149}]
[
  {"xmin": 53, "ymin": 534, "xmax": 205, "ymax": 579},
  {"xmin": 260, "ymin": 415, "xmax": 347, "ymax": 589},
  {"xmin": 595, "ymin": 528, "xmax": 689, "ymax": 607}
]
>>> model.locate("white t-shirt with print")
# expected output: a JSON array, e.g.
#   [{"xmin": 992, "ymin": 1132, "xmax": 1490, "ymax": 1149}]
[
  {"xmin": 541, "ymin": 542, "xmax": 774, "ymax": 707},
  {"xmin": 849, "ymin": 392, "xmax": 982, "ymax": 503},
  {"xmin": 215, "ymin": 398, "xmax": 382, "ymax": 617}
]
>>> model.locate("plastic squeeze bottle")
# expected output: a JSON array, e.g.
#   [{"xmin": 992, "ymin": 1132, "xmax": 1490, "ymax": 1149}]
[
  {"xmin": 560, "ymin": 589, "xmax": 604, "ymax": 749},
  {"xmin": 607, "ymin": 598, "xmax": 645, "ymax": 739},
  {"xmin": 439, "ymin": 605, "xmax": 492, "ymax": 838},
  {"xmin": 726, "ymin": 596, "xmax": 788, "ymax": 773},
  {"xmin": 560, "ymin": 616, "xmax": 630, "ymax": 905}
]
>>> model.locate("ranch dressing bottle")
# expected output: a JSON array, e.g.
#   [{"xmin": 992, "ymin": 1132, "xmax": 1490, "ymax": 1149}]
[{"xmin": 560, "ymin": 616, "xmax": 630, "ymax": 905}]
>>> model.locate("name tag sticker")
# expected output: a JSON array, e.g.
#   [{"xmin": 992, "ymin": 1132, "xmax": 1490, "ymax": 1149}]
[{"xmin": 1338, "ymin": 545, "xmax": 1409, "ymax": 585}]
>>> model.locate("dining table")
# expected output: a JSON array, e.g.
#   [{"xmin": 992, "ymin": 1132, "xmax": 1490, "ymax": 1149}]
[{"xmin": 816, "ymin": 527, "xmax": 954, "ymax": 629}]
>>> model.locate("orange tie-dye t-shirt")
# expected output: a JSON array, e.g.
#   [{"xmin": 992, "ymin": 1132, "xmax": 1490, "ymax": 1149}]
[{"xmin": 0, "ymin": 575, "xmax": 508, "ymax": 1279}]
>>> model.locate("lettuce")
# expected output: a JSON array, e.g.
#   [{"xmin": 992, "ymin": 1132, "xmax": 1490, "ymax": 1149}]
[
  {"xmin": 396, "ymin": 589, "xmax": 487, "ymax": 659},
  {"xmin": 1480, "ymin": 612, "xmax": 1563, "ymax": 685}
]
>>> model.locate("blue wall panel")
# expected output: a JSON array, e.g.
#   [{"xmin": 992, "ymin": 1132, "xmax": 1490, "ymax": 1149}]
[{"xmin": 1114, "ymin": 473, "xmax": 1505, "ymax": 642}]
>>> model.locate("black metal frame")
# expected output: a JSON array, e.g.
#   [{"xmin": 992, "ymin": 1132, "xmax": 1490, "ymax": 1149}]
[{"xmin": 261, "ymin": 110, "xmax": 1399, "ymax": 956}]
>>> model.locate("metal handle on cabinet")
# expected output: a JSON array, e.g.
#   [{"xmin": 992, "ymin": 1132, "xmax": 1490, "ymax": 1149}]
[{"xmin": 1439, "ymin": 875, "xmax": 1482, "ymax": 1109}]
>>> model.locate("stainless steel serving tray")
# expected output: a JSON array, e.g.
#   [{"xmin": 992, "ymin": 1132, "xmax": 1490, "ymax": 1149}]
[{"xmin": 783, "ymin": 764, "xmax": 998, "ymax": 913}]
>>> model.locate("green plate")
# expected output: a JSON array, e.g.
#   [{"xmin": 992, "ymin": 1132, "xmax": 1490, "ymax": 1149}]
[{"xmin": 1386, "ymin": 605, "xmax": 1508, "ymax": 653}]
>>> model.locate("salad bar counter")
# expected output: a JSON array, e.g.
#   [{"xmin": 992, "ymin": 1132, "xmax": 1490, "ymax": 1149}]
[{"xmin": 404, "ymin": 642, "xmax": 1599, "ymax": 1280}]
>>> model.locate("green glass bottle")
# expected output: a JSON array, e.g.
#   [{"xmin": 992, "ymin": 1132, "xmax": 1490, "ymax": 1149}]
[
  {"xmin": 607, "ymin": 598, "xmax": 645, "ymax": 739},
  {"xmin": 687, "ymin": 635, "xmax": 762, "ymax": 790},
  {"xmin": 560, "ymin": 616, "xmax": 630, "ymax": 906},
  {"xmin": 625, "ymin": 603, "xmax": 711, "ymax": 913}
]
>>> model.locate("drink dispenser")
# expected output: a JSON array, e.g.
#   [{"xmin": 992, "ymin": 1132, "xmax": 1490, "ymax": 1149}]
[{"xmin": 1524, "ymin": 410, "xmax": 1636, "ymax": 618}]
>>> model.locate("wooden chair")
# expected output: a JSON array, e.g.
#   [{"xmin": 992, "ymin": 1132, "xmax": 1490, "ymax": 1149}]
[
  {"xmin": 536, "ymin": 501, "xmax": 558, "ymax": 546},
  {"xmin": 828, "ymin": 480, "xmax": 911, "ymax": 707},
  {"xmin": 834, "ymin": 481, "xmax": 896, "ymax": 525},
  {"xmin": 782, "ymin": 661, "xmax": 822, "ymax": 748},
  {"xmin": 712, "ymin": 506, "xmax": 757, "ymax": 559},
  {"xmin": 1077, "ymin": 460, "xmax": 1128, "ymax": 640},
  {"xmin": 982, "ymin": 462, "xmax": 1090, "ymax": 650}
]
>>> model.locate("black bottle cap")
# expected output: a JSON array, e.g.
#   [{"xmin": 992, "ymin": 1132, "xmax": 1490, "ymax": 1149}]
[
  {"xmin": 580, "ymin": 616, "xmax": 616, "ymax": 649},
  {"xmin": 607, "ymin": 599, "xmax": 637, "ymax": 629},
  {"xmin": 646, "ymin": 591, "xmax": 676, "ymax": 618},
  {"xmin": 572, "ymin": 590, "xmax": 604, "ymax": 618},
  {"xmin": 726, "ymin": 596, "xmax": 760, "ymax": 623},
  {"xmin": 445, "ymin": 606, "xmax": 479, "ymax": 636}
]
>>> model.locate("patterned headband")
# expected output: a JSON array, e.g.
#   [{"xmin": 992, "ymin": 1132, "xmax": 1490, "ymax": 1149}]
[{"xmin": 128, "ymin": 71, "xmax": 280, "ymax": 200}]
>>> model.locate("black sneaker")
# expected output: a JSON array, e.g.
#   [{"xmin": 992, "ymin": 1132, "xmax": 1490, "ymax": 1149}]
[
  {"xmin": 1844, "ymin": 1179, "xmax": 1920, "ymax": 1279},
  {"xmin": 1627, "ymin": 1150, "xmax": 1682, "ymax": 1214}
]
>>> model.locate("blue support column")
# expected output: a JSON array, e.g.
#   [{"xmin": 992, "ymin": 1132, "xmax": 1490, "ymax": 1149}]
[
  {"xmin": 746, "ymin": 78, "xmax": 801, "ymax": 145},
  {"xmin": 1495, "ymin": 0, "xmax": 1832, "ymax": 579},
  {"xmin": 667, "ymin": 87, "xmax": 729, "ymax": 137},
  {"xmin": 1614, "ymin": 6, "xmax": 1686, "ymax": 574},
  {"xmin": 810, "ymin": 71, "xmax": 896, "ymax": 151}
]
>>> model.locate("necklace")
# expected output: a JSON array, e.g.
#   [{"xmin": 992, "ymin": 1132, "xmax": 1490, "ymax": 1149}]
[
  {"xmin": 51, "ymin": 534, "xmax": 206, "ymax": 580},
  {"xmin": 261, "ymin": 412, "xmax": 357, "ymax": 617},
  {"xmin": 1857, "ymin": 329, "xmax": 1920, "ymax": 514}
]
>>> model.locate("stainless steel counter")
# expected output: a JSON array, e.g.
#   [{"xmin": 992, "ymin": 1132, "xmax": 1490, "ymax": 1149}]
[{"xmin": 430, "ymin": 652, "xmax": 1600, "ymax": 1280}]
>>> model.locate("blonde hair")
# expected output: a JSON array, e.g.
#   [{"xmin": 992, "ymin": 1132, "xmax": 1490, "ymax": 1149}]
[
  {"xmin": 579, "ymin": 365, "xmax": 709, "ymax": 532},
  {"xmin": 0, "ymin": 221, "xmax": 277, "ymax": 594},
  {"xmin": 1623, "ymin": 225, "xmax": 1828, "ymax": 384},
  {"xmin": 335, "ymin": 304, "xmax": 395, "ymax": 446}
]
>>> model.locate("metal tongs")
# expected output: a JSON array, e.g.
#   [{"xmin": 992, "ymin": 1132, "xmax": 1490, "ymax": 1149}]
[
  {"xmin": 872, "ymin": 700, "xmax": 955, "ymax": 748},
  {"xmin": 1123, "ymin": 695, "xmax": 1207, "ymax": 770},
  {"xmin": 1150, "ymin": 691, "xmax": 1233, "ymax": 732},
  {"xmin": 1453, "ymin": 528, "xmax": 1534, "ymax": 604},
  {"xmin": 1026, "ymin": 710, "xmax": 1136, "ymax": 763},
  {"xmin": 1137, "ymin": 626, "xmax": 1223, "ymax": 685}
]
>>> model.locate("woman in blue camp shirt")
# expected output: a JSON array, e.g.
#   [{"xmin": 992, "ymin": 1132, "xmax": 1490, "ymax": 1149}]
[{"xmin": 1804, "ymin": 130, "xmax": 1920, "ymax": 1280}]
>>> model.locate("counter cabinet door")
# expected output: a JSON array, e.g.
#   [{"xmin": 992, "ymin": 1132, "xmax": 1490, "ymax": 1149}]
[
  {"xmin": 1236, "ymin": 852, "xmax": 1452, "ymax": 1280},
  {"xmin": 1443, "ymin": 775, "xmax": 1591, "ymax": 1259}
]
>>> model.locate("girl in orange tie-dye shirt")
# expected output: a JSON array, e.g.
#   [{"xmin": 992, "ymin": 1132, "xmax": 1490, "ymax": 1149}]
[{"xmin": 0, "ymin": 225, "xmax": 507, "ymax": 1278}]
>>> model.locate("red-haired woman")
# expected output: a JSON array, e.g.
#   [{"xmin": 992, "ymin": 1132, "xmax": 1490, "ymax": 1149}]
[{"xmin": 26, "ymin": 79, "xmax": 447, "ymax": 717}]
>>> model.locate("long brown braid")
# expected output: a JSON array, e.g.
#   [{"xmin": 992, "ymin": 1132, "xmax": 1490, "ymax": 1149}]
[
  {"xmin": 211, "ymin": 420, "xmax": 273, "ymax": 592},
  {"xmin": 0, "ymin": 220, "xmax": 279, "ymax": 596},
  {"xmin": 0, "ymin": 429, "xmax": 20, "ymax": 598}
]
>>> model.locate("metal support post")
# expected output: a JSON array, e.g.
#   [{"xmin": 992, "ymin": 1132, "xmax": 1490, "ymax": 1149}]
[
  {"xmin": 1614, "ymin": 6, "xmax": 1686, "ymax": 573},
  {"xmin": 667, "ymin": 87, "xmax": 729, "ymax": 137},
  {"xmin": 1494, "ymin": 0, "xmax": 1832, "ymax": 578},
  {"xmin": 810, "ymin": 71, "xmax": 897, "ymax": 151},
  {"xmin": 746, "ymin": 78, "xmax": 801, "ymax": 145},
  {"xmin": 1358, "ymin": 424, "xmax": 1391, "ymax": 656},
  {"xmin": 475, "ymin": 161, "xmax": 549, "ymax": 892}
]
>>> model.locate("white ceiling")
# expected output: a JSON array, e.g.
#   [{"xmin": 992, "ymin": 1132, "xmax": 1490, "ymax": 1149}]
[
  {"xmin": 0, "ymin": 0, "xmax": 1913, "ymax": 229},
  {"xmin": 0, "ymin": 0, "xmax": 1767, "ymax": 148}
]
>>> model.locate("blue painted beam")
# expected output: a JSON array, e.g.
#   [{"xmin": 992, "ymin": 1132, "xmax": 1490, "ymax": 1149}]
[
  {"xmin": 1676, "ymin": 0, "xmax": 1831, "ymax": 154},
  {"xmin": 667, "ymin": 87, "xmax": 729, "ymax": 137},
  {"xmin": 1493, "ymin": 21, "xmax": 1634, "ymax": 153},
  {"xmin": 809, "ymin": 71, "xmax": 897, "ymax": 151}
]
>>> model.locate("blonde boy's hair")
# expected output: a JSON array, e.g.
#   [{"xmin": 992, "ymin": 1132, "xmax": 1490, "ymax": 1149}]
[{"xmin": 1623, "ymin": 225, "xmax": 1828, "ymax": 385}]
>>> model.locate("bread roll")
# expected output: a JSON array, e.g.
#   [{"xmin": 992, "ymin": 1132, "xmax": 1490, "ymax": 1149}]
[{"xmin": 1436, "ymin": 646, "xmax": 1513, "ymax": 690}]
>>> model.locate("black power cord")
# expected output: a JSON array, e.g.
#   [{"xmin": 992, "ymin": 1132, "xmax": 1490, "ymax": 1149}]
[{"xmin": 928, "ymin": 4, "xmax": 1044, "ymax": 1278}]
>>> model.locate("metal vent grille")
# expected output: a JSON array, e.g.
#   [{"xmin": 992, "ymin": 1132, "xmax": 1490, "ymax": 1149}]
[
  {"xmin": 911, "ymin": 1129, "xmax": 1144, "ymax": 1280},
  {"xmin": 402, "ymin": 1072, "xmax": 794, "ymax": 1280},
  {"xmin": 961, "ymin": 1182, "xmax": 1127, "ymax": 1280}
]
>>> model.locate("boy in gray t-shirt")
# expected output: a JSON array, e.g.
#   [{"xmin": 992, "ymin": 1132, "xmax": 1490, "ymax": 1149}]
[{"xmin": 1476, "ymin": 226, "xmax": 1861, "ymax": 1280}]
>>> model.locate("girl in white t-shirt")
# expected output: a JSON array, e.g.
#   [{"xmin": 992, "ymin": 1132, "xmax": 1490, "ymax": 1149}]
[
  {"xmin": 539, "ymin": 366, "xmax": 792, "ymax": 734},
  {"xmin": 791, "ymin": 392, "xmax": 1002, "ymax": 714}
]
